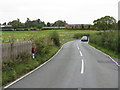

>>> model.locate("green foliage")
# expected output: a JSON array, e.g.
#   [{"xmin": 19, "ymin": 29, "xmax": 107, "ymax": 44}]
[
  {"xmin": 89, "ymin": 31, "xmax": 119, "ymax": 57},
  {"xmin": 50, "ymin": 31, "xmax": 60, "ymax": 47},
  {"xmin": 53, "ymin": 20, "xmax": 67, "ymax": 27},
  {"xmin": 89, "ymin": 42, "xmax": 119, "ymax": 59},
  {"xmin": 2, "ymin": 36, "xmax": 60, "ymax": 85},
  {"xmin": 3, "ymin": 53, "xmax": 31, "ymax": 71},
  {"xmin": 7, "ymin": 18, "xmax": 45, "ymax": 30},
  {"xmin": 25, "ymin": 18, "xmax": 45, "ymax": 28},
  {"xmin": 93, "ymin": 16, "xmax": 117, "ymax": 30},
  {"xmin": 34, "ymin": 38, "xmax": 51, "ymax": 56},
  {"xmin": 73, "ymin": 33, "xmax": 81, "ymax": 39},
  {"xmin": 47, "ymin": 22, "xmax": 51, "ymax": 27},
  {"xmin": 73, "ymin": 33, "xmax": 90, "ymax": 39},
  {"xmin": 8, "ymin": 19, "xmax": 23, "ymax": 29},
  {"xmin": 2, "ymin": 58, "xmax": 39, "ymax": 85}
]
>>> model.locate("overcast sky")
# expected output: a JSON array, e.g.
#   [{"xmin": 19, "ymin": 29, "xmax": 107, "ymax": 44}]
[{"xmin": 0, "ymin": 0, "xmax": 119, "ymax": 24}]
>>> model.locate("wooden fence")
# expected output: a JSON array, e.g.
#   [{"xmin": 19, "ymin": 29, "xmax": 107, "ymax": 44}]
[{"xmin": 1, "ymin": 41, "xmax": 32, "ymax": 60}]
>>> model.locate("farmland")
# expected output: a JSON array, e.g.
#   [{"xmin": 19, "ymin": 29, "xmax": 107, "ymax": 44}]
[
  {"xmin": 2, "ymin": 30, "xmax": 119, "ymax": 61},
  {"xmin": 2, "ymin": 30, "xmax": 99, "ymax": 43},
  {"xmin": 2, "ymin": 30, "xmax": 119, "ymax": 59},
  {"xmin": 3, "ymin": 30, "xmax": 119, "ymax": 59}
]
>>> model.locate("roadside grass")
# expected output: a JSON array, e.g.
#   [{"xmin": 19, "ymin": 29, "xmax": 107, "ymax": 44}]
[
  {"xmin": 2, "ymin": 59, "xmax": 39, "ymax": 85},
  {"xmin": 2, "ymin": 45, "xmax": 59, "ymax": 86},
  {"xmin": 89, "ymin": 31, "xmax": 119, "ymax": 59},
  {"xmin": 89, "ymin": 42, "xmax": 120, "ymax": 59}
]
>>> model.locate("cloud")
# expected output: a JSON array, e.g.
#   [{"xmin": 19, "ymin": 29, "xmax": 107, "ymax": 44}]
[
  {"xmin": 119, "ymin": 1, "xmax": 120, "ymax": 20},
  {"xmin": 0, "ymin": 0, "xmax": 119, "ymax": 24}
]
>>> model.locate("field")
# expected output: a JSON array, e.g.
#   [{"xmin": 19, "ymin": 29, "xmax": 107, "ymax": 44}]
[
  {"xmin": 2, "ymin": 30, "xmax": 99, "ymax": 43},
  {"xmin": 2, "ymin": 30, "xmax": 118, "ymax": 58}
]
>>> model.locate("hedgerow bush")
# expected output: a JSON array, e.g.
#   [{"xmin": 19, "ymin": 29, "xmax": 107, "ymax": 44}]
[
  {"xmin": 50, "ymin": 31, "xmax": 60, "ymax": 47},
  {"xmin": 73, "ymin": 33, "xmax": 90, "ymax": 39},
  {"xmin": 2, "ymin": 31, "xmax": 61, "ymax": 85},
  {"xmin": 2, "ymin": 52, "xmax": 31, "ymax": 72},
  {"xmin": 34, "ymin": 38, "xmax": 51, "ymax": 56},
  {"xmin": 89, "ymin": 31, "xmax": 119, "ymax": 55}
]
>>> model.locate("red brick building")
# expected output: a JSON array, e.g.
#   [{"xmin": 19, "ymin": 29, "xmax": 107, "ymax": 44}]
[{"xmin": 65, "ymin": 24, "xmax": 93, "ymax": 30}]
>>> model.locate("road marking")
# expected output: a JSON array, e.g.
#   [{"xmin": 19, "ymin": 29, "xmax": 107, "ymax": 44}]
[
  {"xmin": 76, "ymin": 43, "xmax": 84, "ymax": 74},
  {"xmin": 81, "ymin": 59, "xmax": 84, "ymax": 74},
  {"xmin": 4, "ymin": 44, "xmax": 64, "ymax": 89},
  {"xmin": 88, "ymin": 44, "xmax": 120, "ymax": 67},
  {"xmin": 76, "ymin": 43, "xmax": 83, "ymax": 56},
  {"xmin": 79, "ymin": 51, "xmax": 83, "ymax": 56},
  {"xmin": 76, "ymin": 43, "xmax": 79, "ymax": 50}
]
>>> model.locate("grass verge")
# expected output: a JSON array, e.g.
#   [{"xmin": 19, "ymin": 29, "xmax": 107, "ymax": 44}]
[
  {"xmin": 2, "ymin": 45, "xmax": 59, "ymax": 86},
  {"xmin": 89, "ymin": 42, "xmax": 120, "ymax": 59}
]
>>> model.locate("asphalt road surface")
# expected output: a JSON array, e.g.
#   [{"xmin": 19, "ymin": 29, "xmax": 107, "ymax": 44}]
[{"xmin": 7, "ymin": 40, "xmax": 118, "ymax": 88}]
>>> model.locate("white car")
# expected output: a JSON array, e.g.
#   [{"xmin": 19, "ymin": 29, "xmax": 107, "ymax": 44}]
[{"xmin": 81, "ymin": 36, "xmax": 88, "ymax": 42}]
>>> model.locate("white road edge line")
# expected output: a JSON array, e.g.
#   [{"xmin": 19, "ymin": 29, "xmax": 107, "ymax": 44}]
[
  {"xmin": 88, "ymin": 44, "xmax": 120, "ymax": 67},
  {"xmin": 81, "ymin": 59, "xmax": 84, "ymax": 74},
  {"xmin": 4, "ymin": 45, "xmax": 64, "ymax": 89}
]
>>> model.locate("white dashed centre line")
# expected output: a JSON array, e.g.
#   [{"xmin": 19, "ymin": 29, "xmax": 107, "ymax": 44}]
[
  {"xmin": 76, "ymin": 43, "xmax": 84, "ymax": 74},
  {"xmin": 79, "ymin": 51, "xmax": 83, "ymax": 56},
  {"xmin": 81, "ymin": 59, "xmax": 84, "ymax": 74}
]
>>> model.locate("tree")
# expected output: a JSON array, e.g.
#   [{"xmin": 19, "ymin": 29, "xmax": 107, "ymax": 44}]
[
  {"xmin": 53, "ymin": 20, "xmax": 67, "ymax": 27},
  {"xmin": 25, "ymin": 18, "xmax": 45, "ymax": 28},
  {"xmin": 25, "ymin": 18, "xmax": 32, "ymax": 28},
  {"xmin": 2, "ymin": 22, "xmax": 7, "ymax": 25},
  {"xmin": 47, "ymin": 22, "xmax": 51, "ymax": 27},
  {"xmin": 93, "ymin": 16, "xmax": 116, "ymax": 30},
  {"xmin": 8, "ymin": 19, "xmax": 22, "ymax": 29}
]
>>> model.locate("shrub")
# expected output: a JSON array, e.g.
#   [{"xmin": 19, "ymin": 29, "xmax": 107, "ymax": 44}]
[
  {"xmin": 73, "ymin": 33, "xmax": 81, "ymax": 39},
  {"xmin": 50, "ymin": 31, "xmax": 60, "ymax": 47},
  {"xmin": 2, "ymin": 52, "xmax": 31, "ymax": 71},
  {"xmin": 89, "ymin": 31, "xmax": 119, "ymax": 55},
  {"xmin": 73, "ymin": 33, "xmax": 90, "ymax": 39}
]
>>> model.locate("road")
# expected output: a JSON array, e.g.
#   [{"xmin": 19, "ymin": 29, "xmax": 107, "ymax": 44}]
[{"xmin": 6, "ymin": 40, "xmax": 118, "ymax": 88}]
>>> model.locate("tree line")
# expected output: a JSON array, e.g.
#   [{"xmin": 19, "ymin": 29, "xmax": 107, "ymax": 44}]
[
  {"xmin": 1, "ymin": 16, "xmax": 120, "ymax": 30},
  {"xmin": 1, "ymin": 18, "xmax": 67, "ymax": 30}
]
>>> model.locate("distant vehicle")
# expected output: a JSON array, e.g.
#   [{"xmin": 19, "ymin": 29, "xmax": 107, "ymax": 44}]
[{"xmin": 81, "ymin": 36, "xmax": 88, "ymax": 42}]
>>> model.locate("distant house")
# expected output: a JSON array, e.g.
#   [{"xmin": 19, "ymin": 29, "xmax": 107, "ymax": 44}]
[
  {"xmin": 65, "ymin": 24, "xmax": 93, "ymax": 30},
  {"xmin": 42, "ymin": 24, "xmax": 93, "ymax": 30},
  {"xmin": 42, "ymin": 27, "xmax": 66, "ymax": 30}
]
